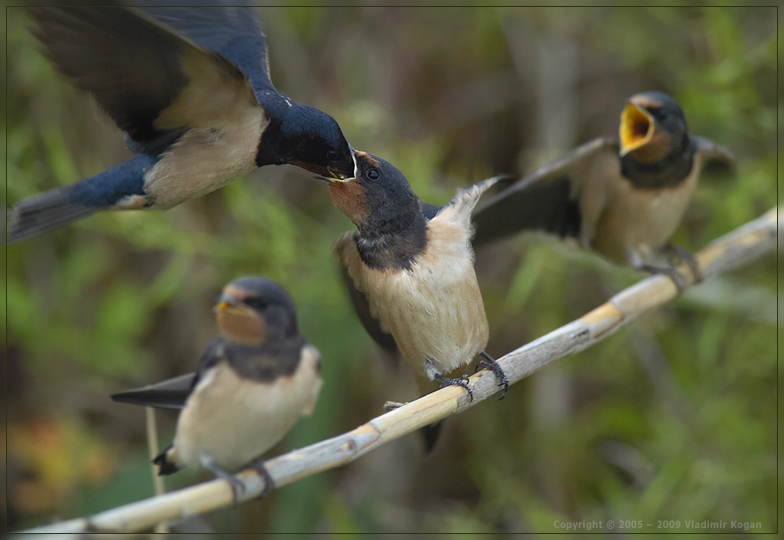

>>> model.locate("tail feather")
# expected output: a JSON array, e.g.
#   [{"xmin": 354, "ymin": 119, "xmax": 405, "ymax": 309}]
[
  {"xmin": 7, "ymin": 187, "xmax": 98, "ymax": 243},
  {"xmin": 7, "ymin": 154, "xmax": 156, "ymax": 243},
  {"xmin": 153, "ymin": 445, "xmax": 181, "ymax": 476},
  {"xmin": 111, "ymin": 372, "xmax": 197, "ymax": 410},
  {"xmin": 420, "ymin": 420, "xmax": 445, "ymax": 454}
]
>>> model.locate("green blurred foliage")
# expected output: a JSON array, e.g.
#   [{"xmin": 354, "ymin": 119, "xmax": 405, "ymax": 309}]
[{"xmin": 5, "ymin": 5, "xmax": 776, "ymax": 534}]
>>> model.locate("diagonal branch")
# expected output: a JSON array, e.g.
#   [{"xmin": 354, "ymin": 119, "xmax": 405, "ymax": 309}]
[{"xmin": 22, "ymin": 206, "xmax": 779, "ymax": 534}]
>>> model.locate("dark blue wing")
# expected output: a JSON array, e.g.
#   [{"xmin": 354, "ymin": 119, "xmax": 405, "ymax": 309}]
[
  {"xmin": 31, "ymin": 5, "xmax": 256, "ymax": 154},
  {"xmin": 136, "ymin": 1, "xmax": 276, "ymax": 97},
  {"xmin": 110, "ymin": 337, "xmax": 227, "ymax": 410},
  {"xmin": 472, "ymin": 138, "xmax": 618, "ymax": 247},
  {"xmin": 419, "ymin": 199, "xmax": 442, "ymax": 220},
  {"xmin": 110, "ymin": 372, "xmax": 198, "ymax": 410}
]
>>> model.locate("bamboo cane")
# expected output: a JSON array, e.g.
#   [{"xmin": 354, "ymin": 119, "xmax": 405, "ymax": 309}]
[{"xmin": 21, "ymin": 206, "xmax": 779, "ymax": 534}]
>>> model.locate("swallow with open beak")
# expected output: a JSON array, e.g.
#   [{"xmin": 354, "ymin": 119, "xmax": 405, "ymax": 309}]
[
  {"xmin": 8, "ymin": 1, "xmax": 355, "ymax": 243},
  {"xmin": 111, "ymin": 276, "xmax": 322, "ymax": 500},
  {"xmin": 472, "ymin": 91, "xmax": 734, "ymax": 284},
  {"xmin": 327, "ymin": 151, "xmax": 507, "ymax": 449}
]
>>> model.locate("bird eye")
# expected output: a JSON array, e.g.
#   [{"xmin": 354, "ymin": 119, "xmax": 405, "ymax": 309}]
[
  {"xmin": 244, "ymin": 297, "xmax": 269, "ymax": 310},
  {"xmin": 327, "ymin": 150, "xmax": 340, "ymax": 162},
  {"xmin": 367, "ymin": 168, "xmax": 380, "ymax": 180}
]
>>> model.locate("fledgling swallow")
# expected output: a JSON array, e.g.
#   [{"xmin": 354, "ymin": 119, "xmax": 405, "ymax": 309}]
[
  {"xmin": 8, "ymin": 1, "xmax": 355, "ymax": 243},
  {"xmin": 328, "ymin": 151, "xmax": 508, "ymax": 449},
  {"xmin": 472, "ymin": 91, "xmax": 734, "ymax": 284},
  {"xmin": 111, "ymin": 277, "xmax": 322, "ymax": 500}
]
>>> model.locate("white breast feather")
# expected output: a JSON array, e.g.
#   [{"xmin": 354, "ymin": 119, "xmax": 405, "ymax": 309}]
[
  {"xmin": 619, "ymin": 168, "xmax": 699, "ymax": 264},
  {"xmin": 343, "ymin": 179, "xmax": 495, "ymax": 378},
  {"xmin": 172, "ymin": 345, "xmax": 322, "ymax": 471}
]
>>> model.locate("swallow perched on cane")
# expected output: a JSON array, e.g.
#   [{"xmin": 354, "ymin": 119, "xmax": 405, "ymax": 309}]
[
  {"xmin": 8, "ymin": 2, "xmax": 355, "ymax": 243},
  {"xmin": 327, "ymin": 151, "xmax": 507, "ymax": 449},
  {"xmin": 472, "ymin": 91, "xmax": 734, "ymax": 284},
  {"xmin": 111, "ymin": 277, "xmax": 322, "ymax": 500}
]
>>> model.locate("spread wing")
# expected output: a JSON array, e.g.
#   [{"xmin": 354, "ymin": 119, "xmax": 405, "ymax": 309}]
[
  {"xmin": 110, "ymin": 338, "xmax": 226, "ymax": 409},
  {"xmin": 31, "ymin": 5, "xmax": 256, "ymax": 153},
  {"xmin": 472, "ymin": 137, "xmax": 619, "ymax": 247},
  {"xmin": 692, "ymin": 135, "xmax": 736, "ymax": 177},
  {"xmin": 335, "ymin": 234, "xmax": 399, "ymax": 354},
  {"xmin": 136, "ymin": 0, "xmax": 275, "ymax": 96}
]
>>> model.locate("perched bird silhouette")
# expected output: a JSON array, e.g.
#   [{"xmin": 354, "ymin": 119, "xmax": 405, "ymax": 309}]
[
  {"xmin": 472, "ymin": 91, "xmax": 734, "ymax": 283},
  {"xmin": 8, "ymin": 2, "xmax": 354, "ymax": 243},
  {"xmin": 328, "ymin": 151, "xmax": 507, "ymax": 451},
  {"xmin": 111, "ymin": 277, "xmax": 322, "ymax": 500}
]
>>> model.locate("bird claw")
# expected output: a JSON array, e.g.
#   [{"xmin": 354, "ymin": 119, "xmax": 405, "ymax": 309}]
[
  {"xmin": 477, "ymin": 351, "xmax": 509, "ymax": 399},
  {"xmin": 639, "ymin": 263, "xmax": 689, "ymax": 293},
  {"xmin": 665, "ymin": 244, "xmax": 703, "ymax": 283},
  {"xmin": 245, "ymin": 458, "xmax": 275, "ymax": 499},
  {"xmin": 435, "ymin": 373, "xmax": 473, "ymax": 402},
  {"xmin": 200, "ymin": 455, "xmax": 245, "ymax": 505}
]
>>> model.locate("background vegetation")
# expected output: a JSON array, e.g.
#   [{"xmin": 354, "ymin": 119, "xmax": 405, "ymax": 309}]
[{"xmin": 5, "ymin": 5, "xmax": 777, "ymax": 533}]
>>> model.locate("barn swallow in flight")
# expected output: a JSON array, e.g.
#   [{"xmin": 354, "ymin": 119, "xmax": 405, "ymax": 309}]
[
  {"xmin": 111, "ymin": 277, "xmax": 322, "ymax": 500},
  {"xmin": 8, "ymin": 2, "xmax": 354, "ymax": 243},
  {"xmin": 472, "ymin": 92, "xmax": 734, "ymax": 284},
  {"xmin": 327, "ymin": 152, "xmax": 507, "ymax": 449}
]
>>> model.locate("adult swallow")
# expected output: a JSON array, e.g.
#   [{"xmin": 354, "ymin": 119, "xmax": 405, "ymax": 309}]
[
  {"xmin": 472, "ymin": 92, "xmax": 734, "ymax": 283},
  {"xmin": 327, "ymin": 152, "xmax": 508, "ymax": 449},
  {"xmin": 8, "ymin": 2, "xmax": 355, "ymax": 243},
  {"xmin": 111, "ymin": 277, "xmax": 322, "ymax": 500}
]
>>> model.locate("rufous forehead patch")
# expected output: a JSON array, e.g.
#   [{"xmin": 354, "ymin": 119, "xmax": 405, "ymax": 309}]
[
  {"xmin": 223, "ymin": 284, "xmax": 252, "ymax": 302},
  {"xmin": 354, "ymin": 151, "xmax": 380, "ymax": 167},
  {"xmin": 630, "ymin": 95, "xmax": 662, "ymax": 110}
]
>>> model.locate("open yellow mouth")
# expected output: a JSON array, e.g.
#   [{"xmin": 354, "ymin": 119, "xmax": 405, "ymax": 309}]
[{"xmin": 619, "ymin": 102, "xmax": 655, "ymax": 156}]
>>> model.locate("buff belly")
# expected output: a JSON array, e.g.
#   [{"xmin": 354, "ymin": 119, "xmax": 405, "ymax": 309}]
[
  {"xmin": 369, "ymin": 264, "xmax": 489, "ymax": 378},
  {"xmin": 172, "ymin": 347, "xmax": 321, "ymax": 471},
  {"xmin": 590, "ymin": 169, "xmax": 699, "ymax": 264},
  {"xmin": 136, "ymin": 106, "xmax": 267, "ymax": 210},
  {"xmin": 342, "ymin": 218, "xmax": 489, "ymax": 379}
]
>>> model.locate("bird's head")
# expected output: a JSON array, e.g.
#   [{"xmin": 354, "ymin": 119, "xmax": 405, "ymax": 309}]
[
  {"xmin": 257, "ymin": 103, "xmax": 355, "ymax": 180},
  {"xmin": 325, "ymin": 151, "xmax": 421, "ymax": 237},
  {"xmin": 619, "ymin": 91, "xmax": 688, "ymax": 162},
  {"xmin": 214, "ymin": 277, "xmax": 298, "ymax": 346}
]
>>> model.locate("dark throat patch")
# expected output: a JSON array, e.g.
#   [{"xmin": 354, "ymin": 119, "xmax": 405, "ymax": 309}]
[
  {"xmin": 355, "ymin": 214, "xmax": 429, "ymax": 271},
  {"xmin": 225, "ymin": 336, "xmax": 307, "ymax": 382},
  {"xmin": 621, "ymin": 136, "xmax": 695, "ymax": 189}
]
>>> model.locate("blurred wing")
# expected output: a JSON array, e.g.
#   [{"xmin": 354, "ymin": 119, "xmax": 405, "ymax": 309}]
[
  {"xmin": 197, "ymin": 337, "xmax": 231, "ymax": 375},
  {"xmin": 692, "ymin": 135, "xmax": 736, "ymax": 177},
  {"xmin": 31, "ymin": 5, "xmax": 256, "ymax": 152},
  {"xmin": 335, "ymin": 234, "xmax": 399, "ymax": 354},
  {"xmin": 472, "ymin": 137, "xmax": 618, "ymax": 247},
  {"xmin": 136, "ymin": 1, "xmax": 275, "ymax": 95},
  {"xmin": 110, "ymin": 337, "xmax": 228, "ymax": 409},
  {"xmin": 110, "ymin": 372, "xmax": 198, "ymax": 410}
]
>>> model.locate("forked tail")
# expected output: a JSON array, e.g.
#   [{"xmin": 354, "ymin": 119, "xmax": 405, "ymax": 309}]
[
  {"xmin": 7, "ymin": 154, "xmax": 156, "ymax": 243},
  {"xmin": 152, "ymin": 445, "xmax": 181, "ymax": 476}
]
